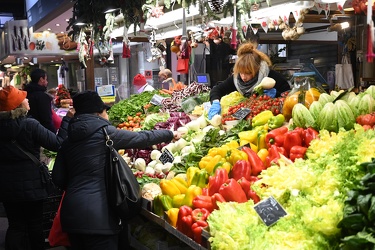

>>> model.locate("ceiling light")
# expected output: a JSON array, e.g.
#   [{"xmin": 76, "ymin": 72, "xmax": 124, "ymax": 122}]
[
  {"xmin": 65, "ymin": 19, "xmax": 69, "ymax": 22},
  {"xmin": 47, "ymin": 28, "xmax": 51, "ymax": 31},
  {"xmin": 23, "ymin": 56, "xmax": 28, "ymax": 60},
  {"xmin": 56, "ymin": 24, "xmax": 60, "ymax": 27},
  {"xmin": 341, "ymin": 21, "xmax": 350, "ymax": 29},
  {"xmin": 103, "ymin": 7, "xmax": 121, "ymax": 14},
  {"xmin": 4, "ymin": 64, "xmax": 12, "ymax": 68},
  {"xmin": 74, "ymin": 21, "xmax": 87, "ymax": 26}
]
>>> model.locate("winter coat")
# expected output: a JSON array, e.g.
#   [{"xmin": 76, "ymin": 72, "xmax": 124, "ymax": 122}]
[
  {"xmin": 25, "ymin": 82, "xmax": 56, "ymax": 133},
  {"xmin": 0, "ymin": 108, "xmax": 70, "ymax": 202},
  {"xmin": 209, "ymin": 70, "xmax": 291, "ymax": 102},
  {"xmin": 52, "ymin": 114, "xmax": 174, "ymax": 235}
]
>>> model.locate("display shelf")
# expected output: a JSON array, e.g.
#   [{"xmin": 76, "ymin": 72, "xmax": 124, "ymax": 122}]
[{"xmin": 139, "ymin": 198, "xmax": 209, "ymax": 250}]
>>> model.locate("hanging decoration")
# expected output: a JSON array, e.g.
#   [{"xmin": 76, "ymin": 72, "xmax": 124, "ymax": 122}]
[
  {"xmin": 122, "ymin": 26, "xmax": 131, "ymax": 58},
  {"xmin": 77, "ymin": 28, "xmax": 89, "ymax": 68}
]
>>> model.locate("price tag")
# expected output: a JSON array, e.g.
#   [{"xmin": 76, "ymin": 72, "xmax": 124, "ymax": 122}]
[
  {"xmin": 150, "ymin": 94, "xmax": 165, "ymax": 106},
  {"xmin": 232, "ymin": 108, "xmax": 251, "ymax": 120},
  {"xmin": 254, "ymin": 196, "xmax": 287, "ymax": 227},
  {"xmin": 159, "ymin": 149, "xmax": 174, "ymax": 164}
]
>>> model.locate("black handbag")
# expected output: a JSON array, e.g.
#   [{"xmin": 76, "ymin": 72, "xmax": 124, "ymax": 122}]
[
  {"xmin": 12, "ymin": 141, "xmax": 60, "ymax": 196},
  {"xmin": 103, "ymin": 127, "xmax": 142, "ymax": 221}
]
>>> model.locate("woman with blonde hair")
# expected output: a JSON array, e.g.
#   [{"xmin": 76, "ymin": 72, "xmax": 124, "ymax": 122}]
[{"xmin": 208, "ymin": 42, "xmax": 290, "ymax": 119}]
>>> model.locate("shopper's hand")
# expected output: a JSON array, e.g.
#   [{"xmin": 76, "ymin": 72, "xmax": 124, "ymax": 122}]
[
  {"xmin": 172, "ymin": 131, "xmax": 182, "ymax": 141},
  {"xmin": 264, "ymin": 88, "xmax": 277, "ymax": 98},
  {"xmin": 66, "ymin": 108, "xmax": 75, "ymax": 118},
  {"xmin": 208, "ymin": 101, "xmax": 221, "ymax": 120}
]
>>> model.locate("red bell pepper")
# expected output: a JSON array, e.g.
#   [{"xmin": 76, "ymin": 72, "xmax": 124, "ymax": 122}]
[
  {"xmin": 192, "ymin": 195, "xmax": 215, "ymax": 212},
  {"xmin": 265, "ymin": 145, "xmax": 281, "ymax": 168},
  {"xmin": 265, "ymin": 126, "xmax": 288, "ymax": 148},
  {"xmin": 202, "ymin": 188, "xmax": 209, "ymax": 196},
  {"xmin": 248, "ymin": 189, "xmax": 260, "ymax": 204},
  {"xmin": 302, "ymin": 127, "xmax": 319, "ymax": 147},
  {"xmin": 208, "ymin": 168, "xmax": 228, "ymax": 196},
  {"xmin": 241, "ymin": 147, "xmax": 265, "ymax": 176},
  {"xmin": 219, "ymin": 178, "xmax": 248, "ymax": 203},
  {"xmin": 177, "ymin": 205, "xmax": 194, "ymax": 238},
  {"xmin": 211, "ymin": 193, "xmax": 226, "ymax": 210},
  {"xmin": 238, "ymin": 177, "xmax": 250, "ymax": 197},
  {"xmin": 191, "ymin": 220, "xmax": 208, "ymax": 244},
  {"xmin": 283, "ymin": 129, "xmax": 303, "ymax": 157},
  {"xmin": 230, "ymin": 160, "xmax": 252, "ymax": 181},
  {"xmin": 289, "ymin": 145, "xmax": 307, "ymax": 162},
  {"xmin": 248, "ymin": 176, "xmax": 260, "ymax": 184},
  {"xmin": 191, "ymin": 208, "xmax": 210, "ymax": 222}
]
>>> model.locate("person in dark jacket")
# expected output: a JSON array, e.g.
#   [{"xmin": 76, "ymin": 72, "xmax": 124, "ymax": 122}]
[
  {"xmin": 52, "ymin": 90, "xmax": 180, "ymax": 250},
  {"xmin": 208, "ymin": 42, "xmax": 291, "ymax": 119},
  {"xmin": 24, "ymin": 69, "xmax": 56, "ymax": 133},
  {"xmin": 0, "ymin": 86, "xmax": 73, "ymax": 250}
]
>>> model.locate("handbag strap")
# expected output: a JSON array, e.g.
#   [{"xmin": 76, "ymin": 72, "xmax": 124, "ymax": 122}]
[
  {"xmin": 12, "ymin": 140, "xmax": 41, "ymax": 166},
  {"xmin": 102, "ymin": 127, "xmax": 114, "ymax": 150}
]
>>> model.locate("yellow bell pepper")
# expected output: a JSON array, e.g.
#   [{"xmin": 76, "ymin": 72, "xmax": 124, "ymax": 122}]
[
  {"xmin": 172, "ymin": 194, "xmax": 186, "ymax": 208},
  {"xmin": 257, "ymin": 148, "xmax": 269, "ymax": 165},
  {"xmin": 227, "ymin": 148, "xmax": 248, "ymax": 165},
  {"xmin": 199, "ymin": 154, "xmax": 225, "ymax": 174},
  {"xmin": 170, "ymin": 176, "xmax": 188, "ymax": 194},
  {"xmin": 166, "ymin": 208, "xmax": 179, "ymax": 227},
  {"xmin": 208, "ymin": 147, "xmax": 228, "ymax": 158},
  {"xmin": 186, "ymin": 166, "xmax": 200, "ymax": 186},
  {"xmin": 239, "ymin": 139, "xmax": 250, "ymax": 146},
  {"xmin": 257, "ymin": 129, "xmax": 267, "ymax": 150},
  {"xmin": 182, "ymin": 185, "xmax": 202, "ymax": 207},
  {"xmin": 238, "ymin": 130, "xmax": 258, "ymax": 143},
  {"xmin": 214, "ymin": 161, "xmax": 232, "ymax": 174},
  {"xmin": 160, "ymin": 179, "xmax": 181, "ymax": 198},
  {"xmin": 223, "ymin": 140, "xmax": 240, "ymax": 149},
  {"xmin": 252, "ymin": 110, "xmax": 274, "ymax": 127},
  {"xmin": 249, "ymin": 142, "xmax": 258, "ymax": 153}
]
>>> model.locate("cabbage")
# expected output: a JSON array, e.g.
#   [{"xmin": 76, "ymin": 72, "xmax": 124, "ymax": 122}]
[
  {"xmin": 358, "ymin": 94, "xmax": 374, "ymax": 116},
  {"xmin": 318, "ymin": 102, "xmax": 338, "ymax": 132},
  {"xmin": 143, "ymin": 113, "xmax": 169, "ymax": 130},
  {"xmin": 335, "ymin": 100, "xmax": 355, "ymax": 131},
  {"xmin": 308, "ymin": 101, "xmax": 323, "ymax": 121},
  {"xmin": 364, "ymin": 85, "xmax": 375, "ymax": 100},
  {"xmin": 348, "ymin": 95, "xmax": 362, "ymax": 118},
  {"xmin": 318, "ymin": 93, "xmax": 334, "ymax": 106},
  {"xmin": 292, "ymin": 103, "xmax": 315, "ymax": 129}
]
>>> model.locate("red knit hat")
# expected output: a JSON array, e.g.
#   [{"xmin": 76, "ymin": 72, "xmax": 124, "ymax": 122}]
[
  {"xmin": 133, "ymin": 74, "xmax": 147, "ymax": 86},
  {"xmin": 0, "ymin": 86, "xmax": 27, "ymax": 111}
]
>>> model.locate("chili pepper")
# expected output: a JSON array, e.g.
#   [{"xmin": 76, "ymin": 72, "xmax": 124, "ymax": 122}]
[
  {"xmin": 182, "ymin": 185, "xmax": 202, "ymax": 207},
  {"xmin": 160, "ymin": 179, "xmax": 181, "ymax": 198},
  {"xmin": 190, "ymin": 169, "xmax": 209, "ymax": 188},
  {"xmin": 252, "ymin": 110, "xmax": 274, "ymax": 127},
  {"xmin": 238, "ymin": 177, "xmax": 250, "ymax": 196},
  {"xmin": 230, "ymin": 160, "xmax": 251, "ymax": 181},
  {"xmin": 219, "ymin": 178, "xmax": 248, "ymax": 203},
  {"xmin": 191, "ymin": 220, "xmax": 208, "ymax": 244},
  {"xmin": 152, "ymin": 195, "xmax": 165, "ymax": 216},
  {"xmin": 191, "ymin": 207, "xmax": 210, "ymax": 222},
  {"xmin": 177, "ymin": 205, "xmax": 193, "ymax": 238},
  {"xmin": 241, "ymin": 146, "xmax": 265, "ymax": 176},
  {"xmin": 267, "ymin": 114, "xmax": 285, "ymax": 129},
  {"xmin": 265, "ymin": 126, "xmax": 288, "ymax": 148},
  {"xmin": 248, "ymin": 189, "xmax": 260, "ymax": 204},
  {"xmin": 211, "ymin": 193, "xmax": 226, "ymax": 210},
  {"xmin": 170, "ymin": 176, "xmax": 188, "ymax": 194},
  {"xmin": 172, "ymin": 194, "xmax": 186, "ymax": 208},
  {"xmin": 257, "ymin": 148, "xmax": 269, "ymax": 165},
  {"xmin": 192, "ymin": 195, "xmax": 214, "ymax": 212},
  {"xmin": 257, "ymin": 129, "xmax": 267, "ymax": 150},
  {"xmin": 289, "ymin": 145, "xmax": 308, "ymax": 162},
  {"xmin": 186, "ymin": 166, "xmax": 200, "ymax": 186},
  {"xmin": 208, "ymin": 168, "xmax": 228, "ymax": 196},
  {"xmin": 166, "ymin": 208, "xmax": 179, "ymax": 227},
  {"xmin": 283, "ymin": 130, "xmax": 303, "ymax": 157},
  {"xmin": 302, "ymin": 127, "xmax": 319, "ymax": 147}
]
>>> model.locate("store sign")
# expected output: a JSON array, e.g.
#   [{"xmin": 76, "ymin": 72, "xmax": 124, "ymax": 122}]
[
  {"xmin": 4, "ymin": 20, "xmax": 77, "ymax": 56},
  {"xmin": 254, "ymin": 196, "xmax": 287, "ymax": 227},
  {"xmin": 96, "ymin": 85, "xmax": 116, "ymax": 103}
]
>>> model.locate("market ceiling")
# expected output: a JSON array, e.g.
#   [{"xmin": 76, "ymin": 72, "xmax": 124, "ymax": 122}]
[{"xmin": 0, "ymin": 0, "xmax": 26, "ymax": 21}]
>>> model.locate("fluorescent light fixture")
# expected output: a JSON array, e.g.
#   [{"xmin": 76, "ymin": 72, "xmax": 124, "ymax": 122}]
[
  {"xmin": 4, "ymin": 64, "xmax": 12, "ymax": 68},
  {"xmin": 103, "ymin": 7, "xmax": 120, "ymax": 14}
]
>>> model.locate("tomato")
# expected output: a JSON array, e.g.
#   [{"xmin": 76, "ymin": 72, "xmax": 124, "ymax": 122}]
[{"xmin": 136, "ymin": 112, "xmax": 142, "ymax": 117}]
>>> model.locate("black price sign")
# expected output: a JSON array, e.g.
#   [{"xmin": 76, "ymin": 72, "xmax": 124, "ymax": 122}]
[
  {"xmin": 159, "ymin": 148, "xmax": 174, "ymax": 164},
  {"xmin": 232, "ymin": 108, "xmax": 251, "ymax": 120},
  {"xmin": 254, "ymin": 196, "xmax": 287, "ymax": 227}
]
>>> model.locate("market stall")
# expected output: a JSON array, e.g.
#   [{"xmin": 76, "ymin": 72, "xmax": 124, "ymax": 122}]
[{"xmin": 104, "ymin": 65, "xmax": 375, "ymax": 249}]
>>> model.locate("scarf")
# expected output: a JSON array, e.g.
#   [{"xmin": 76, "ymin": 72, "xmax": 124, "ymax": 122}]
[{"xmin": 234, "ymin": 60, "xmax": 270, "ymax": 97}]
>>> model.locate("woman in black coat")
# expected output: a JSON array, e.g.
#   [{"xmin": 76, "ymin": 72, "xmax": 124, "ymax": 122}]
[
  {"xmin": 208, "ymin": 42, "xmax": 291, "ymax": 119},
  {"xmin": 0, "ymin": 86, "xmax": 73, "ymax": 250},
  {"xmin": 52, "ymin": 91, "xmax": 180, "ymax": 250}
]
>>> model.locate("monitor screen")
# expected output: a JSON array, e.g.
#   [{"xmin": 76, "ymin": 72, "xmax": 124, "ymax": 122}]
[{"xmin": 195, "ymin": 74, "xmax": 210, "ymax": 86}]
